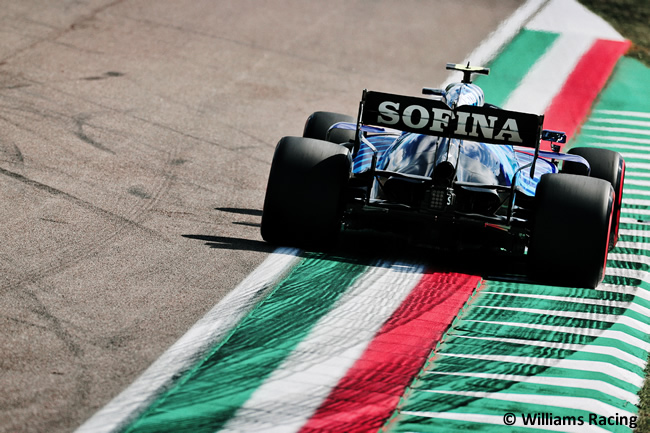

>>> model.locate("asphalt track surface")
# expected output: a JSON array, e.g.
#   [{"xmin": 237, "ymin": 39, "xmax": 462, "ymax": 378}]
[{"xmin": 0, "ymin": 1, "xmax": 527, "ymax": 432}]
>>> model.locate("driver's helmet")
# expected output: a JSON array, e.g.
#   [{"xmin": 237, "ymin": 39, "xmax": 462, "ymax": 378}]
[{"xmin": 444, "ymin": 82, "xmax": 484, "ymax": 109}]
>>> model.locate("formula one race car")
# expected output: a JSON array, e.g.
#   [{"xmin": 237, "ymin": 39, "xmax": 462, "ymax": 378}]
[{"xmin": 261, "ymin": 63, "xmax": 625, "ymax": 288}]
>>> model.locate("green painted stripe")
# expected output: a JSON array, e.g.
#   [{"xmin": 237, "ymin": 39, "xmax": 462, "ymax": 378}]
[
  {"xmin": 620, "ymin": 233, "xmax": 650, "ymax": 243},
  {"xmin": 403, "ymin": 382, "xmax": 630, "ymax": 413},
  {"xmin": 621, "ymin": 210, "xmax": 650, "ymax": 221},
  {"xmin": 459, "ymin": 306, "xmax": 647, "ymax": 342},
  {"xmin": 415, "ymin": 372, "xmax": 632, "ymax": 403},
  {"xmin": 124, "ymin": 253, "xmax": 368, "ymax": 433},
  {"xmin": 481, "ymin": 283, "xmax": 643, "ymax": 305},
  {"xmin": 477, "ymin": 293, "xmax": 633, "ymax": 314},
  {"xmin": 624, "ymin": 194, "xmax": 650, "ymax": 202},
  {"xmin": 473, "ymin": 29, "xmax": 558, "ymax": 107},
  {"xmin": 438, "ymin": 338, "xmax": 644, "ymax": 378},
  {"xmin": 604, "ymin": 274, "xmax": 645, "ymax": 288},
  {"xmin": 584, "ymin": 128, "xmax": 650, "ymax": 138},
  {"xmin": 423, "ymin": 357, "xmax": 640, "ymax": 395},
  {"xmin": 384, "ymin": 276, "xmax": 650, "ymax": 428},
  {"xmin": 588, "ymin": 118, "xmax": 650, "ymax": 126},
  {"xmin": 571, "ymin": 56, "xmax": 650, "ymax": 151},
  {"xmin": 405, "ymin": 299, "xmax": 646, "ymax": 390},
  {"xmin": 454, "ymin": 286, "xmax": 648, "ymax": 360},
  {"xmin": 445, "ymin": 320, "xmax": 647, "ymax": 363}
]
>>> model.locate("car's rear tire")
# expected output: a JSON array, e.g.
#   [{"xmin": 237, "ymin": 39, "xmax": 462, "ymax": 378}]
[
  {"xmin": 261, "ymin": 136, "xmax": 351, "ymax": 247},
  {"xmin": 562, "ymin": 147, "xmax": 625, "ymax": 248},
  {"xmin": 529, "ymin": 173, "xmax": 614, "ymax": 288},
  {"xmin": 303, "ymin": 111, "xmax": 356, "ymax": 144}
]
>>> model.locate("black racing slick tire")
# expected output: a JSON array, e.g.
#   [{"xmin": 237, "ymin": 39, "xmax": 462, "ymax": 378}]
[
  {"xmin": 303, "ymin": 111, "xmax": 356, "ymax": 144},
  {"xmin": 562, "ymin": 147, "xmax": 625, "ymax": 248},
  {"xmin": 261, "ymin": 136, "xmax": 351, "ymax": 247},
  {"xmin": 530, "ymin": 173, "xmax": 614, "ymax": 288}
]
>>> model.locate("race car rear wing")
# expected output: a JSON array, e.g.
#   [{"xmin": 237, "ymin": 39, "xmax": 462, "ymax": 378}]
[
  {"xmin": 355, "ymin": 89, "xmax": 546, "ymax": 176},
  {"xmin": 359, "ymin": 90, "xmax": 544, "ymax": 148}
]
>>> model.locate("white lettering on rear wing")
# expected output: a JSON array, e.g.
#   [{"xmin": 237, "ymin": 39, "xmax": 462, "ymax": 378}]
[{"xmin": 361, "ymin": 90, "xmax": 544, "ymax": 148}]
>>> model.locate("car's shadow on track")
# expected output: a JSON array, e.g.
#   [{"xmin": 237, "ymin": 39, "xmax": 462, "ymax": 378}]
[
  {"xmin": 183, "ymin": 208, "xmax": 270, "ymax": 251},
  {"xmin": 332, "ymin": 230, "xmax": 532, "ymax": 283},
  {"xmin": 188, "ymin": 207, "xmax": 533, "ymax": 283},
  {"xmin": 183, "ymin": 234, "xmax": 275, "ymax": 252},
  {"xmin": 215, "ymin": 207, "xmax": 263, "ymax": 217}
]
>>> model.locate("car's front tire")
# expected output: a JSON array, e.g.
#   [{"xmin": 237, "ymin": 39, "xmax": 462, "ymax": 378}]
[
  {"xmin": 530, "ymin": 173, "xmax": 614, "ymax": 288},
  {"xmin": 261, "ymin": 136, "xmax": 351, "ymax": 247}
]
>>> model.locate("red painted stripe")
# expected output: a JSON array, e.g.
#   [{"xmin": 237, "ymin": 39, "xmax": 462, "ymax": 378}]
[
  {"xmin": 542, "ymin": 39, "xmax": 630, "ymax": 150},
  {"xmin": 298, "ymin": 272, "xmax": 481, "ymax": 433}
]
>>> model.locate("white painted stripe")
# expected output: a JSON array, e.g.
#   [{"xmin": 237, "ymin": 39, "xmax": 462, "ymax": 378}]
[
  {"xmin": 450, "ymin": 334, "xmax": 645, "ymax": 369},
  {"xmin": 622, "ymin": 198, "xmax": 650, "ymax": 207},
  {"xmin": 618, "ymin": 152, "xmax": 650, "ymax": 161},
  {"xmin": 75, "ymin": 248, "xmax": 302, "ymax": 433},
  {"xmin": 624, "ymin": 189, "xmax": 650, "ymax": 197},
  {"xmin": 438, "ymin": 353, "xmax": 644, "ymax": 386},
  {"xmin": 583, "ymin": 134, "xmax": 650, "ymax": 145},
  {"xmin": 582, "ymin": 125, "xmax": 650, "ymax": 136},
  {"xmin": 413, "ymin": 390, "xmax": 636, "ymax": 425},
  {"xmin": 625, "ymin": 178, "xmax": 650, "ymax": 188},
  {"xmin": 620, "ymin": 217, "xmax": 646, "ymax": 224},
  {"xmin": 526, "ymin": 0, "xmax": 624, "ymax": 40},
  {"xmin": 597, "ymin": 281, "xmax": 650, "ymax": 305},
  {"xmin": 619, "ymin": 229, "xmax": 650, "ymax": 237},
  {"xmin": 605, "ymin": 266, "xmax": 650, "ymax": 281},
  {"xmin": 504, "ymin": 33, "xmax": 594, "ymax": 114},
  {"xmin": 605, "ymin": 268, "xmax": 650, "ymax": 301},
  {"xmin": 625, "ymin": 169, "xmax": 650, "ymax": 178},
  {"xmin": 461, "ymin": 320, "xmax": 650, "ymax": 353},
  {"xmin": 586, "ymin": 142, "xmax": 650, "ymax": 152},
  {"xmin": 423, "ymin": 371, "xmax": 639, "ymax": 405},
  {"xmin": 597, "ymin": 283, "xmax": 650, "ymax": 304},
  {"xmin": 221, "ymin": 261, "xmax": 425, "ymax": 433},
  {"xmin": 589, "ymin": 117, "xmax": 650, "ymax": 128},
  {"xmin": 594, "ymin": 109, "xmax": 650, "ymax": 119},
  {"xmin": 481, "ymin": 291, "xmax": 650, "ymax": 322},
  {"xmin": 622, "ymin": 207, "xmax": 650, "ymax": 217},
  {"xmin": 442, "ymin": 0, "xmax": 549, "ymax": 86},
  {"xmin": 617, "ymin": 241, "xmax": 650, "ymax": 252},
  {"xmin": 626, "ymin": 162, "xmax": 650, "ymax": 172},
  {"xmin": 400, "ymin": 411, "xmax": 610, "ymax": 432},
  {"xmin": 608, "ymin": 253, "xmax": 650, "ymax": 269}
]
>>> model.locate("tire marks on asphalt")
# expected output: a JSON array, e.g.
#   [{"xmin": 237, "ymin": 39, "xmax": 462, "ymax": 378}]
[{"xmin": 0, "ymin": 2, "xmax": 533, "ymax": 432}]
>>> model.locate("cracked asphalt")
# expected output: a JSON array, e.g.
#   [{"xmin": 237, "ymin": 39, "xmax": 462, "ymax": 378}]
[{"xmin": 0, "ymin": 1, "xmax": 523, "ymax": 431}]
